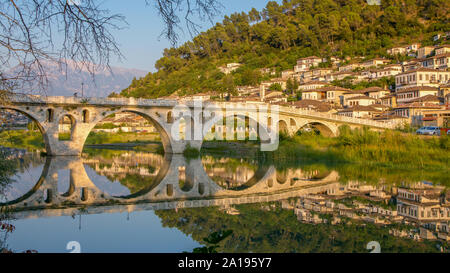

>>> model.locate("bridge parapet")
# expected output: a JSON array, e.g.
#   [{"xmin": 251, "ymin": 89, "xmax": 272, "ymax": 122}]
[
  {"xmin": 7, "ymin": 94, "xmax": 402, "ymax": 130},
  {"xmin": 277, "ymin": 106, "xmax": 402, "ymax": 129},
  {"xmin": 8, "ymin": 94, "xmax": 178, "ymax": 107}
]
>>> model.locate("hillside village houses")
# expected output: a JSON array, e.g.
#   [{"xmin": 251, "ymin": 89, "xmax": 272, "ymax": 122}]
[
  {"xmin": 395, "ymin": 68, "xmax": 450, "ymax": 90},
  {"xmin": 417, "ymin": 46, "xmax": 436, "ymax": 59},
  {"xmin": 94, "ymin": 112, "xmax": 156, "ymax": 133},
  {"xmin": 219, "ymin": 63, "xmax": 242, "ymax": 74},
  {"xmin": 217, "ymin": 40, "xmax": 450, "ymax": 128},
  {"xmin": 387, "ymin": 43, "xmax": 421, "ymax": 56},
  {"xmin": 294, "ymin": 56, "xmax": 323, "ymax": 72}
]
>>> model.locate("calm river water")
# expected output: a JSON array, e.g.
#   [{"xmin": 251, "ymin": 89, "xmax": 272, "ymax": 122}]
[{"xmin": 0, "ymin": 147, "xmax": 448, "ymax": 253}]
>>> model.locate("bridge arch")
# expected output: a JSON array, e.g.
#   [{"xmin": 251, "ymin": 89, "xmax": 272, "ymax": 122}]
[
  {"xmin": 290, "ymin": 118, "xmax": 297, "ymax": 127},
  {"xmin": 278, "ymin": 120, "xmax": 289, "ymax": 135},
  {"xmin": 0, "ymin": 156, "xmax": 51, "ymax": 206},
  {"xmin": 0, "ymin": 106, "xmax": 51, "ymax": 154},
  {"xmin": 295, "ymin": 121, "xmax": 338, "ymax": 137},
  {"xmin": 58, "ymin": 114, "xmax": 76, "ymax": 141},
  {"xmin": 200, "ymin": 155, "xmax": 273, "ymax": 192},
  {"xmin": 86, "ymin": 108, "xmax": 173, "ymax": 154},
  {"xmin": 108, "ymin": 153, "xmax": 172, "ymax": 200},
  {"xmin": 201, "ymin": 112, "xmax": 272, "ymax": 148},
  {"xmin": 276, "ymin": 169, "xmax": 288, "ymax": 184}
]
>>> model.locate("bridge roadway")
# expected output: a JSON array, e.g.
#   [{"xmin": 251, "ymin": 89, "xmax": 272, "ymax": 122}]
[
  {"xmin": 1, "ymin": 95, "xmax": 402, "ymax": 156},
  {"xmin": 3, "ymin": 154, "xmax": 343, "ymax": 220}
]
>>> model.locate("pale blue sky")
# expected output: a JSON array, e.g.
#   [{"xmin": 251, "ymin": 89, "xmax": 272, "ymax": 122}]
[{"xmin": 105, "ymin": 0, "xmax": 279, "ymax": 72}]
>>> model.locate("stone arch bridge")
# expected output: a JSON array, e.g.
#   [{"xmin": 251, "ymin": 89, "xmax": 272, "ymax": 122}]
[{"xmin": 1, "ymin": 95, "xmax": 401, "ymax": 156}]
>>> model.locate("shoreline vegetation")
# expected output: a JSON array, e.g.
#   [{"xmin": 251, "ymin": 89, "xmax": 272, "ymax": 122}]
[
  {"xmin": 266, "ymin": 126, "xmax": 450, "ymax": 168},
  {"xmin": 264, "ymin": 126, "xmax": 450, "ymax": 185}
]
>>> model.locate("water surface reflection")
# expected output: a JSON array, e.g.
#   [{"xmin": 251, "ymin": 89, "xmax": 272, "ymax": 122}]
[{"xmin": 0, "ymin": 148, "xmax": 448, "ymax": 253}]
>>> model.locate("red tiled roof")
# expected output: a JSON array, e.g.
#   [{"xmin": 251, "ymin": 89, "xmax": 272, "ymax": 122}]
[
  {"xmin": 394, "ymin": 103, "xmax": 442, "ymax": 109},
  {"xmin": 339, "ymin": 105, "xmax": 379, "ymax": 112},
  {"xmin": 358, "ymin": 87, "xmax": 385, "ymax": 93},
  {"xmin": 409, "ymin": 95, "xmax": 442, "ymax": 103},
  {"xmin": 396, "ymin": 86, "xmax": 439, "ymax": 93},
  {"xmin": 396, "ymin": 68, "xmax": 448, "ymax": 75},
  {"xmin": 291, "ymin": 99, "xmax": 333, "ymax": 112},
  {"xmin": 300, "ymin": 80, "xmax": 328, "ymax": 85},
  {"xmin": 347, "ymin": 95, "xmax": 376, "ymax": 100}
]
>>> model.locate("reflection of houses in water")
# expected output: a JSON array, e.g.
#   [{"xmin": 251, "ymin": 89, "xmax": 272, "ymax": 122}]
[
  {"xmin": 83, "ymin": 152, "xmax": 164, "ymax": 180},
  {"xmin": 202, "ymin": 157, "xmax": 257, "ymax": 188},
  {"xmin": 1, "ymin": 147, "xmax": 28, "ymax": 159},
  {"xmin": 218, "ymin": 205, "xmax": 240, "ymax": 215},
  {"xmin": 287, "ymin": 189, "xmax": 399, "ymax": 227},
  {"xmin": 295, "ymin": 208, "xmax": 327, "ymax": 224},
  {"xmin": 284, "ymin": 180, "xmax": 450, "ymax": 242},
  {"xmin": 396, "ymin": 182, "xmax": 450, "ymax": 241},
  {"xmin": 325, "ymin": 181, "xmax": 393, "ymax": 204}
]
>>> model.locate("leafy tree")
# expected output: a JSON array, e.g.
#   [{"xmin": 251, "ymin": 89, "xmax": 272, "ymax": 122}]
[
  {"xmin": 221, "ymin": 74, "xmax": 236, "ymax": 97},
  {"xmin": 286, "ymin": 78, "xmax": 299, "ymax": 94},
  {"xmin": 269, "ymin": 83, "xmax": 283, "ymax": 91}
]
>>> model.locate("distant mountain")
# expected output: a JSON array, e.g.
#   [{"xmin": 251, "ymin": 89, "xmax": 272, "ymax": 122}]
[{"xmin": 9, "ymin": 60, "xmax": 148, "ymax": 98}]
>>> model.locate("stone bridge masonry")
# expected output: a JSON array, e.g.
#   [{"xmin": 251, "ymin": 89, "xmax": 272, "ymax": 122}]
[{"xmin": 1, "ymin": 95, "xmax": 402, "ymax": 156}]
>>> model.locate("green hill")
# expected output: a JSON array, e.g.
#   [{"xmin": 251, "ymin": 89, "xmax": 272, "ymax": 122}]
[{"xmin": 120, "ymin": 0, "xmax": 449, "ymax": 99}]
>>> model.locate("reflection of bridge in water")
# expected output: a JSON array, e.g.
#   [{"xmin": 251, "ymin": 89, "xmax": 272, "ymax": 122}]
[{"xmin": 3, "ymin": 154, "xmax": 342, "ymax": 220}]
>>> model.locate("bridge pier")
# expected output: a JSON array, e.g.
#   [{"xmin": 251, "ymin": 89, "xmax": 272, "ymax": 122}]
[{"xmin": 44, "ymin": 126, "xmax": 90, "ymax": 156}]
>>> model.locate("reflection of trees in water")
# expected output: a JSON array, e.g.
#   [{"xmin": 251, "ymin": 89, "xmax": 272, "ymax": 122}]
[
  {"xmin": 0, "ymin": 151, "xmax": 16, "ymax": 252},
  {"xmin": 0, "ymin": 206, "xmax": 15, "ymax": 252},
  {"xmin": 83, "ymin": 150, "xmax": 164, "ymax": 195},
  {"xmin": 338, "ymin": 164, "xmax": 450, "ymax": 187},
  {"xmin": 271, "ymin": 159, "xmax": 449, "ymax": 187},
  {"xmin": 155, "ymin": 204, "xmax": 441, "ymax": 253},
  {"xmin": 2, "ymin": 151, "xmax": 44, "ymax": 174},
  {"xmin": 0, "ymin": 150, "xmax": 45, "ymax": 198},
  {"xmin": 0, "ymin": 153, "xmax": 15, "ymax": 197}
]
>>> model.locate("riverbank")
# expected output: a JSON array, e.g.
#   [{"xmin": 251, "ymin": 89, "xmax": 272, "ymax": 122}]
[
  {"xmin": 85, "ymin": 131, "xmax": 161, "ymax": 145},
  {"xmin": 0, "ymin": 130, "xmax": 161, "ymax": 150},
  {"xmin": 0, "ymin": 130, "xmax": 44, "ymax": 150},
  {"xmin": 267, "ymin": 127, "xmax": 449, "ymax": 167}
]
